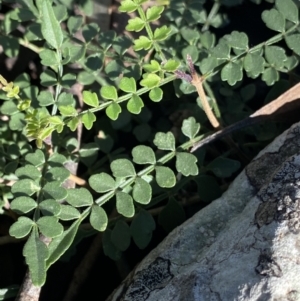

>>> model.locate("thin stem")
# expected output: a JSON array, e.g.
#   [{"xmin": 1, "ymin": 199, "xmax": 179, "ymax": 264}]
[
  {"xmin": 201, "ymin": 1, "xmax": 221, "ymax": 32},
  {"xmin": 190, "ymin": 69, "xmax": 220, "ymax": 129}
]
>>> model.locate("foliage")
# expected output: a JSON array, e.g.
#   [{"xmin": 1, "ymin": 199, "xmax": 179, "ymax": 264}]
[{"xmin": 0, "ymin": 0, "xmax": 299, "ymax": 291}]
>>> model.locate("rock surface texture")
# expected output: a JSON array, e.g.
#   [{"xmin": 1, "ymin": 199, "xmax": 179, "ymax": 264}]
[{"xmin": 107, "ymin": 122, "xmax": 300, "ymax": 301}]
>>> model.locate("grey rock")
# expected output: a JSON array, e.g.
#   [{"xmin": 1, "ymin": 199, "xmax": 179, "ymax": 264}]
[{"xmin": 107, "ymin": 122, "xmax": 300, "ymax": 301}]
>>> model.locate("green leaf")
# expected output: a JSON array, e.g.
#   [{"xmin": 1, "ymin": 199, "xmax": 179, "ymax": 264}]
[
  {"xmin": 133, "ymin": 36, "xmax": 152, "ymax": 51},
  {"xmin": 9, "ymin": 217, "xmax": 34, "ymax": 238},
  {"xmin": 0, "ymin": 36, "xmax": 19, "ymax": 57},
  {"xmin": 181, "ymin": 117, "xmax": 200, "ymax": 139},
  {"xmin": 200, "ymin": 31, "xmax": 215, "ymax": 49},
  {"xmin": 119, "ymin": 0, "xmax": 138, "ymax": 13},
  {"xmin": 127, "ymin": 94, "xmax": 144, "ymax": 114},
  {"xmin": 243, "ymin": 52, "xmax": 265, "ymax": 78},
  {"xmin": 53, "ymin": 4, "xmax": 67, "ymax": 22},
  {"xmin": 126, "ymin": 17, "xmax": 145, "ymax": 32},
  {"xmin": 119, "ymin": 77, "xmax": 136, "ymax": 93},
  {"xmin": 176, "ymin": 152, "xmax": 198, "ymax": 176},
  {"xmin": 116, "ymin": 192, "xmax": 134, "ymax": 218},
  {"xmin": 59, "ymin": 105, "xmax": 77, "ymax": 116},
  {"xmin": 44, "ymin": 167, "xmax": 70, "ymax": 184},
  {"xmin": 89, "ymin": 173, "xmax": 116, "ymax": 193},
  {"xmin": 275, "ymin": 0, "xmax": 298, "ymax": 23},
  {"xmin": 284, "ymin": 55, "xmax": 299, "ymax": 71},
  {"xmin": 10, "ymin": 196, "xmax": 37, "ymax": 214},
  {"xmin": 133, "ymin": 177, "xmax": 152, "ymax": 204},
  {"xmin": 90, "ymin": 205, "xmax": 108, "ymax": 231},
  {"xmin": 264, "ymin": 46, "xmax": 287, "ymax": 68},
  {"xmin": 153, "ymin": 132, "xmax": 175, "ymax": 151},
  {"xmin": 38, "ymin": 0, "xmax": 63, "ymax": 49},
  {"xmin": 11, "ymin": 179, "xmax": 40, "ymax": 196},
  {"xmin": 113, "ymin": 35, "xmax": 132, "ymax": 55},
  {"xmin": 101, "ymin": 86, "xmax": 118, "ymax": 101},
  {"xmin": 42, "ymin": 182, "xmax": 67, "ymax": 201},
  {"xmin": 132, "ymin": 145, "xmax": 156, "ymax": 164},
  {"xmin": 37, "ymin": 216, "xmax": 63, "ymax": 238},
  {"xmin": 98, "ymin": 30, "xmax": 116, "ymax": 51},
  {"xmin": 9, "ymin": 113, "xmax": 25, "ymax": 131},
  {"xmin": 149, "ymin": 87, "xmax": 163, "ymax": 102},
  {"xmin": 155, "ymin": 166, "xmax": 176, "ymax": 188},
  {"xmin": 46, "ymin": 218, "xmax": 81, "ymax": 268},
  {"xmin": 111, "ymin": 221, "xmax": 131, "ymax": 251},
  {"xmin": 194, "ymin": 175, "xmax": 222, "ymax": 202},
  {"xmin": 82, "ymin": 23, "xmax": 99, "ymax": 42},
  {"xmin": 285, "ymin": 34, "xmax": 300, "ymax": 56},
  {"xmin": 221, "ymin": 62, "xmax": 243, "ymax": 86},
  {"xmin": 143, "ymin": 60, "xmax": 161, "ymax": 73},
  {"xmin": 58, "ymin": 205, "xmax": 81, "ymax": 220},
  {"xmin": 106, "ymin": 103, "xmax": 122, "ymax": 120},
  {"xmin": 61, "ymin": 73, "xmax": 76, "ymax": 88},
  {"xmin": 206, "ymin": 157, "xmax": 241, "ymax": 178},
  {"xmin": 39, "ymin": 199, "xmax": 61, "ymax": 216},
  {"xmin": 15, "ymin": 165, "xmax": 41, "ymax": 180},
  {"xmin": 40, "ymin": 70, "xmax": 57, "ymax": 87},
  {"xmin": 23, "ymin": 228, "xmax": 49, "ymax": 286},
  {"xmin": 105, "ymin": 59, "xmax": 124, "ymax": 79},
  {"xmin": 111, "ymin": 159, "xmax": 136, "ymax": 178},
  {"xmin": 25, "ymin": 150, "xmax": 45, "ymax": 166},
  {"xmin": 153, "ymin": 25, "xmax": 172, "ymax": 41},
  {"xmin": 67, "ymin": 15, "xmax": 83, "ymax": 34},
  {"xmin": 78, "ymin": 71, "xmax": 96, "ymax": 85},
  {"xmin": 79, "ymin": 143, "xmax": 99, "ymax": 167},
  {"xmin": 130, "ymin": 210, "xmax": 155, "ymax": 249},
  {"xmin": 17, "ymin": 99, "xmax": 30, "ymax": 112},
  {"xmin": 10, "ymin": 8, "xmax": 36, "ymax": 21},
  {"xmin": 67, "ymin": 117, "xmax": 80, "ymax": 131},
  {"xmin": 212, "ymin": 43, "xmax": 230, "ymax": 59},
  {"xmin": 261, "ymin": 8, "xmax": 285, "ymax": 32},
  {"xmin": 67, "ymin": 188, "xmax": 93, "ymax": 207},
  {"xmin": 1, "ymin": 100, "xmax": 18, "ymax": 115},
  {"xmin": 57, "ymin": 92, "xmax": 75, "ymax": 107},
  {"xmin": 82, "ymin": 111, "xmax": 96, "ymax": 130},
  {"xmin": 140, "ymin": 73, "xmax": 161, "ymax": 88},
  {"xmin": 262, "ymin": 67, "xmax": 279, "ymax": 85},
  {"xmin": 84, "ymin": 54, "xmax": 103, "ymax": 71},
  {"xmin": 146, "ymin": 6, "xmax": 164, "ymax": 22},
  {"xmin": 224, "ymin": 31, "xmax": 248, "ymax": 50},
  {"xmin": 162, "ymin": 59, "xmax": 180, "ymax": 72},
  {"xmin": 39, "ymin": 49, "xmax": 58, "ymax": 66},
  {"xmin": 158, "ymin": 198, "xmax": 185, "ymax": 233},
  {"xmin": 103, "ymin": 229, "xmax": 122, "ymax": 260}
]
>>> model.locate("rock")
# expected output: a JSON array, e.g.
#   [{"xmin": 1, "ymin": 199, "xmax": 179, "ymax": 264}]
[{"xmin": 107, "ymin": 122, "xmax": 300, "ymax": 301}]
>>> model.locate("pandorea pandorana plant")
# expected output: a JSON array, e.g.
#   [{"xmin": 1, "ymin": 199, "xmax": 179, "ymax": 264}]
[{"xmin": 0, "ymin": 0, "xmax": 299, "ymax": 293}]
